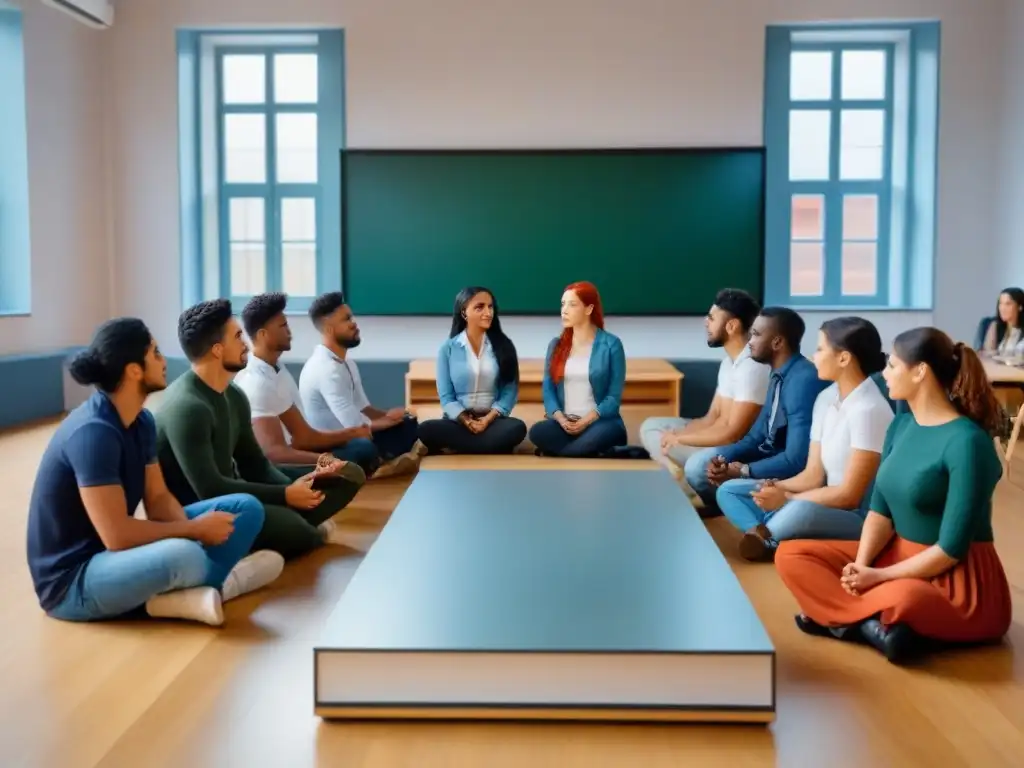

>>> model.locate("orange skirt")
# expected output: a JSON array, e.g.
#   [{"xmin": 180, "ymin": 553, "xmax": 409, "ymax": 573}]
[{"xmin": 775, "ymin": 536, "xmax": 1012, "ymax": 643}]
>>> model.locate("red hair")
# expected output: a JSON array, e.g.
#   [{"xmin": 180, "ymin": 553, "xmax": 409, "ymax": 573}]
[{"xmin": 549, "ymin": 281, "xmax": 605, "ymax": 384}]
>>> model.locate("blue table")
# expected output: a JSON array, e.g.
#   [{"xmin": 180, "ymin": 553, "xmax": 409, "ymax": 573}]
[{"xmin": 315, "ymin": 469, "xmax": 775, "ymax": 722}]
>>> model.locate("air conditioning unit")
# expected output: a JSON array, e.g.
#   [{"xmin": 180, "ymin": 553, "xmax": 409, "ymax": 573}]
[{"xmin": 40, "ymin": 0, "xmax": 114, "ymax": 29}]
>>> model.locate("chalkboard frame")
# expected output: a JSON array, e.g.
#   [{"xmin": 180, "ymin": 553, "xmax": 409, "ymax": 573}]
[{"xmin": 339, "ymin": 146, "xmax": 766, "ymax": 317}]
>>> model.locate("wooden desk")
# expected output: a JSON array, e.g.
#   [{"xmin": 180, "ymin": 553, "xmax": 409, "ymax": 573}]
[
  {"xmin": 405, "ymin": 358, "xmax": 683, "ymax": 445},
  {"xmin": 981, "ymin": 357, "xmax": 1024, "ymax": 386}
]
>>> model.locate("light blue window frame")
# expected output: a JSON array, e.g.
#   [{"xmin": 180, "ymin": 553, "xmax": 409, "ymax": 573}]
[
  {"xmin": 177, "ymin": 29, "xmax": 345, "ymax": 314},
  {"xmin": 0, "ymin": 4, "xmax": 31, "ymax": 316},
  {"xmin": 764, "ymin": 23, "xmax": 941, "ymax": 310}
]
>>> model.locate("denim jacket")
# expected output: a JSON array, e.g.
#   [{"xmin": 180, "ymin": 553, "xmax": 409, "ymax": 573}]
[
  {"xmin": 436, "ymin": 332, "xmax": 518, "ymax": 419},
  {"xmin": 541, "ymin": 328, "xmax": 626, "ymax": 420}
]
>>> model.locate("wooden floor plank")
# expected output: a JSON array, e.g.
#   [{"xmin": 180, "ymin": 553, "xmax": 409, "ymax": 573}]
[{"xmin": 0, "ymin": 419, "xmax": 1022, "ymax": 767}]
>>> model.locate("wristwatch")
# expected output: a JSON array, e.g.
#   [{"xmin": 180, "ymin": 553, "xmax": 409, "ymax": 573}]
[{"xmin": 739, "ymin": 464, "xmax": 751, "ymax": 478}]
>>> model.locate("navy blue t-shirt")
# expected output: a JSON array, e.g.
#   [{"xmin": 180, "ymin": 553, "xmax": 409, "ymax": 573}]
[{"xmin": 26, "ymin": 391, "xmax": 156, "ymax": 611}]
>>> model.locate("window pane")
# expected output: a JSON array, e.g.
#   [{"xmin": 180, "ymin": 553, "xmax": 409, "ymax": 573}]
[
  {"xmin": 840, "ymin": 109, "xmax": 884, "ymax": 180},
  {"xmin": 790, "ymin": 51, "xmax": 832, "ymax": 100},
  {"xmin": 791, "ymin": 195, "xmax": 824, "ymax": 240},
  {"xmin": 790, "ymin": 242, "xmax": 824, "ymax": 296},
  {"xmin": 276, "ymin": 113, "xmax": 318, "ymax": 183},
  {"xmin": 789, "ymin": 110, "xmax": 831, "ymax": 181},
  {"xmin": 843, "ymin": 195, "xmax": 878, "ymax": 240},
  {"xmin": 842, "ymin": 242, "xmax": 877, "ymax": 295},
  {"xmin": 222, "ymin": 55, "xmax": 266, "ymax": 105},
  {"xmin": 282, "ymin": 198, "xmax": 316, "ymax": 241},
  {"xmin": 229, "ymin": 198, "xmax": 265, "ymax": 242},
  {"xmin": 230, "ymin": 243, "xmax": 266, "ymax": 296},
  {"xmin": 224, "ymin": 114, "xmax": 266, "ymax": 183},
  {"xmin": 274, "ymin": 53, "xmax": 318, "ymax": 104},
  {"xmin": 282, "ymin": 244, "xmax": 317, "ymax": 295},
  {"xmin": 841, "ymin": 50, "xmax": 886, "ymax": 100}
]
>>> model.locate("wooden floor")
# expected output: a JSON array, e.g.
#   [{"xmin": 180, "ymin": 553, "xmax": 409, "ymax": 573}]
[{"xmin": 1, "ymin": 420, "xmax": 1023, "ymax": 767}]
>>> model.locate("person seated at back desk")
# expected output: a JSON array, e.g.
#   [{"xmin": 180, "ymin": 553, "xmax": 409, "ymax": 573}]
[
  {"xmin": 640, "ymin": 288, "xmax": 769, "ymax": 483},
  {"xmin": 155, "ymin": 299, "xmax": 366, "ymax": 562},
  {"xmin": 529, "ymin": 281, "xmax": 628, "ymax": 458},
  {"xmin": 684, "ymin": 306, "xmax": 828, "ymax": 516},
  {"xmin": 298, "ymin": 292, "xmax": 423, "ymax": 477},
  {"xmin": 233, "ymin": 292, "xmax": 379, "ymax": 477},
  {"xmin": 417, "ymin": 286, "xmax": 528, "ymax": 454}
]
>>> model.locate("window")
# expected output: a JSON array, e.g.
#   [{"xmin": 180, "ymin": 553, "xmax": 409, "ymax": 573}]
[
  {"xmin": 764, "ymin": 23, "xmax": 940, "ymax": 309},
  {"xmin": 0, "ymin": 4, "xmax": 31, "ymax": 316},
  {"xmin": 177, "ymin": 30, "xmax": 345, "ymax": 311}
]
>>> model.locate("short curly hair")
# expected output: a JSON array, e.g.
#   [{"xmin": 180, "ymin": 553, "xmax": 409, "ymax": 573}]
[
  {"xmin": 178, "ymin": 299, "xmax": 234, "ymax": 362},
  {"xmin": 241, "ymin": 292, "xmax": 287, "ymax": 338},
  {"xmin": 308, "ymin": 291, "xmax": 347, "ymax": 330}
]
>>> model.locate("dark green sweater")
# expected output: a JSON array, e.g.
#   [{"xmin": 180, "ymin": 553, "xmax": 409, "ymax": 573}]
[
  {"xmin": 155, "ymin": 370, "xmax": 291, "ymax": 507},
  {"xmin": 870, "ymin": 413, "xmax": 1001, "ymax": 559}
]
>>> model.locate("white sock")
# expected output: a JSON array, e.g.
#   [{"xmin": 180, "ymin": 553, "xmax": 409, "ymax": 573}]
[
  {"xmin": 145, "ymin": 586, "xmax": 224, "ymax": 626},
  {"xmin": 220, "ymin": 550, "xmax": 285, "ymax": 602},
  {"xmin": 318, "ymin": 518, "xmax": 346, "ymax": 545}
]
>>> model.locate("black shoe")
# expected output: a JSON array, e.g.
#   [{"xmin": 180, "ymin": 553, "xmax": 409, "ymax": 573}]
[
  {"xmin": 794, "ymin": 614, "xmax": 833, "ymax": 638},
  {"xmin": 859, "ymin": 619, "xmax": 917, "ymax": 663}
]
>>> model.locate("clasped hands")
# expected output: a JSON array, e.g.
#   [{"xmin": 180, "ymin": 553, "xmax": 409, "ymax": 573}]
[
  {"xmin": 556, "ymin": 410, "xmax": 597, "ymax": 435},
  {"xmin": 459, "ymin": 409, "xmax": 498, "ymax": 434},
  {"xmin": 284, "ymin": 454, "xmax": 351, "ymax": 510}
]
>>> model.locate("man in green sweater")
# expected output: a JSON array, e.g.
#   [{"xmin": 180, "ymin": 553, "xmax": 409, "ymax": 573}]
[{"xmin": 155, "ymin": 299, "xmax": 366, "ymax": 560}]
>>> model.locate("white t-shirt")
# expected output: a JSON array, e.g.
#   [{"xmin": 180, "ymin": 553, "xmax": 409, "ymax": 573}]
[
  {"xmin": 717, "ymin": 345, "xmax": 772, "ymax": 404},
  {"xmin": 563, "ymin": 352, "xmax": 597, "ymax": 417},
  {"xmin": 298, "ymin": 344, "xmax": 372, "ymax": 431},
  {"xmin": 233, "ymin": 355, "xmax": 302, "ymax": 444},
  {"xmin": 810, "ymin": 378, "xmax": 894, "ymax": 487}
]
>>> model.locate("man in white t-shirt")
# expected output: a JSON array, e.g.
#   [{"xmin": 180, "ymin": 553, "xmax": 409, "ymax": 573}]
[
  {"xmin": 640, "ymin": 288, "xmax": 771, "ymax": 479},
  {"xmin": 233, "ymin": 293, "xmax": 382, "ymax": 478},
  {"xmin": 298, "ymin": 292, "xmax": 423, "ymax": 476}
]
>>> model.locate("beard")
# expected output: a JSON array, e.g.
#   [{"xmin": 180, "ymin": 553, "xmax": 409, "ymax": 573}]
[
  {"xmin": 706, "ymin": 332, "xmax": 726, "ymax": 349},
  {"xmin": 222, "ymin": 360, "xmax": 246, "ymax": 373},
  {"xmin": 142, "ymin": 380, "xmax": 167, "ymax": 396},
  {"xmin": 335, "ymin": 334, "xmax": 361, "ymax": 349}
]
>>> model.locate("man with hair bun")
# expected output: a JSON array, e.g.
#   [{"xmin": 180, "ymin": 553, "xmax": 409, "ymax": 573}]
[{"xmin": 25, "ymin": 317, "xmax": 283, "ymax": 627}]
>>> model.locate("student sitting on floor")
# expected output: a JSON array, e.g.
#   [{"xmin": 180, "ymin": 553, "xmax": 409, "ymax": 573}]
[
  {"xmin": 529, "ymin": 281, "xmax": 627, "ymax": 457},
  {"xmin": 716, "ymin": 317, "xmax": 894, "ymax": 561},
  {"xmin": 233, "ymin": 292, "xmax": 379, "ymax": 477},
  {"xmin": 298, "ymin": 292, "xmax": 423, "ymax": 476},
  {"xmin": 155, "ymin": 299, "xmax": 366, "ymax": 562},
  {"xmin": 417, "ymin": 286, "xmax": 528, "ymax": 454},
  {"xmin": 683, "ymin": 307, "xmax": 827, "ymax": 516},
  {"xmin": 27, "ymin": 318, "xmax": 283, "ymax": 627},
  {"xmin": 640, "ymin": 288, "xmax": 769, "ymax": 484},
  {"xmin": 775, "ymin": 328, "xmax": 1011, "ymax": 664}
]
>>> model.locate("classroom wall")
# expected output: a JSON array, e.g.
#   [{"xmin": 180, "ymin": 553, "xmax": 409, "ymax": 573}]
[
  {"xmin": 106, "ymin": 0, "xmax": 1005, "ymax": 368},
  {"xmin": 996, "ymin": 0, "xmax": 1024, "ymax": 294},
  {"xmin": 0, "ymin": 0, "xmax": 110, "ymax": 358}
]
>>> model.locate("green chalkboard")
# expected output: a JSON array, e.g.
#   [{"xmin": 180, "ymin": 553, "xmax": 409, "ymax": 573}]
[{"xmin": 341, "ymin": 148, "xmax": 764, "ymax": 315}]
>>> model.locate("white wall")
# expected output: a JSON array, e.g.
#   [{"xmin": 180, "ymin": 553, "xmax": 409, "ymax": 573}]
[
  {"xmin": 0, "ymin": 0, "xmax": 111, "ymax": 356},
  {"xmin": 996, "ymin": 0, "xmax": 1024, "ymax": 294},
  {"xmin": 108, "ymin": 0, "xmax": 1007, "ymax": 363}
]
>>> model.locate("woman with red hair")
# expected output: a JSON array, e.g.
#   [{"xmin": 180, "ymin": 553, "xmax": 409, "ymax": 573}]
[{"xmin": 528, "ymin": 282, "xmax": 628, "ymax": 457}]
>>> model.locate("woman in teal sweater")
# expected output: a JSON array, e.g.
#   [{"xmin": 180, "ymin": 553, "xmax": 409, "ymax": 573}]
[{"xmin": 775, "ymin": 327, "xmax": 1012, "ymax": 664}]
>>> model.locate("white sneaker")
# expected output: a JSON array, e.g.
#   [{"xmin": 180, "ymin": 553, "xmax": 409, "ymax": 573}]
[
  {"xmin": 146, "ymin": 586, "xmax": 224, "ymax": 626},
  {"xmin": 220, "ymin": 550, "xmax": 285, "ymax": 602},
  {"xmin": 318, "ymin": 518, "xmax": 377, "ymax": 550}
]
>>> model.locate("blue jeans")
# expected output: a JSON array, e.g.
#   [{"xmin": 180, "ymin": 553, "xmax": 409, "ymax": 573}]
[
  {"xmin": 331, "ymin": 437, "xmax": 380, "ymax": 476},
  {"xmin": 682, "ymin": 446, "xmax": 727, "ymax": 506},
  {"xmin": 529, "ymin": 417, "xmax": 627, "ymax": 457},
  {"xmin": 716, "ymin": 479, "xmax": 866, "ymax": 542},
  {"xmin": 372, "ymin": 416, "xmax": 420, "ymax": 460},
  {"xmin": 47, "ymin": 494, "xmax": 265, "ymax": 622}
]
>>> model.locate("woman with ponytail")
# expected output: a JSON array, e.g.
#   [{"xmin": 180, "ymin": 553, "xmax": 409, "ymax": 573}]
[
  {"xmin": 528, "ymin": 281, "xmax": 627, "ymax": 457},
  {"xmin": 775, "ymin": 327, "xmax": 1011, "ymax": 664}
]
